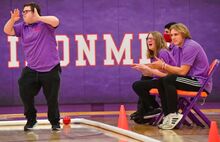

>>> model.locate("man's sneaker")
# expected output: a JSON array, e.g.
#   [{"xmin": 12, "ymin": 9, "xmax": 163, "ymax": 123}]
[
  {"xmin": 143, "ymin": 108, "xmax": 162, "ymax": 119},
  {"xmin": 160, "ymin": 113, "xmax": 183, "ymax": 130},
  {"xmin": 158, "ymin": 115, "xmax": 170, "ymax": 129},
  {"xmin": 52, "ymin": 123, "xmax": 61, "ymax": 131},
  {"xmin": 24, "ymin": 120, "xmax": 37, "ymax": 131}
]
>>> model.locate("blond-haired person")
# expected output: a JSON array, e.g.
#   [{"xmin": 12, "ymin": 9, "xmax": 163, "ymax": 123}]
[{"xmin": 151, "ymin": 23, "xmax": 211, "ymax": 130}]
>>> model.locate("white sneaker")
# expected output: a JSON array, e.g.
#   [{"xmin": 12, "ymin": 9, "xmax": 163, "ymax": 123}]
[
  {"xmin": 160, "ymin": 113, "xmax": 183, "ymax": 130},
  {"xmin": 158, "ymin": 115, "xmax": 170, "ymax": 129}
]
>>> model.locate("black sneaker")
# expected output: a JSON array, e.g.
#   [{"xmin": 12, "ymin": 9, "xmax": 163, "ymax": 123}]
[
  {"xmin": 133, "ymin": 116, "xmax": 153, "ymax": 124},
  {"xmin": 52, "ymin": 124, "xmax": 61, "ymax": 131},
  {"xmin": 130, "ymin": 111, "xmax": 141, "ymax": 120},
  {"xmin": 130, "ymin": 109, "xmax": 147, "ymax": 120},
  {"xmin": 143, "ymin": 108, "xmax": 162, "ymax": 119},
  {"xmin": 24, "ymin": 119, "xmax": 37, "ymax": 131}
]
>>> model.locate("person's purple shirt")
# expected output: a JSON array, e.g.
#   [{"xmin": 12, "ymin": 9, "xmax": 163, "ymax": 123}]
[
  {"xmin": 158, "ymin": 48, "xmax": 176, "ymax": 66},
  {"xmin": 172, "ymin": 39, "xmax": 212, "ymax": 93},
  {"xmin": 151, "ymin": 48, "xmax": 176, "ymax": 78},
  {"xmin": 14, "ymin": 21, "xmax": 60, "ymax": 72}
]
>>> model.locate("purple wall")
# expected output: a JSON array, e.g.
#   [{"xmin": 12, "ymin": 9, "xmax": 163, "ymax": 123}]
[{"xmin": 0, "ymin": 0, "xmax": 220, "ymax": 106}]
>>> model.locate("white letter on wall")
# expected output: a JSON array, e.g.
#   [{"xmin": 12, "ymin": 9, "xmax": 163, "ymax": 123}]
[
  {"xmin": 75, "ymin": 34, "xmax": 97, "ymax": 66},
  {"xmin": 8, "ymin": 36, "xmax": 19, "ymax": 68},
  {"xmin": 139, "ymin": 33, "xmax": 150, "ymax": 64},
  {"xmin": 56, "ymin": 35, "xmax": 70, "ymax": 67},
  {"xmin": 103, "ymin": 34, "xmax": 133, "ymax": 65}
]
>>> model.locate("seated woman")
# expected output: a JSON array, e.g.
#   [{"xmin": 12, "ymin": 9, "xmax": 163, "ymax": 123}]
[
  {"xmin": 131, "ymin": 31, "xmax": 176, "ymax": 124},
  {"xmin": 151, "ymin": 23, "xmax": 212, "ymax": 130}
]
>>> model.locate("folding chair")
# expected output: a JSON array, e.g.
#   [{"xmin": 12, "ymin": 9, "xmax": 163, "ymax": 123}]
[{"xmin": 149, "ymin": 59, "xmax": 219, "ymax": 128}]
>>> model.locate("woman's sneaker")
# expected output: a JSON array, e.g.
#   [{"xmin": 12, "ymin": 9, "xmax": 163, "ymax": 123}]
[
  {"xmin": 130, "ymin": 109, "xmax": 147, "ymax": 120},
  {"xmin": 160, "ymin": 113, "xmax": 183, "ymax": 130},
  {"xmin": 130, "ymin": 111, "xmax": 140, "ymax": 120},
  {"xmin": 143, "ymin": 107, "xmax": 162, "ymax": 119}
]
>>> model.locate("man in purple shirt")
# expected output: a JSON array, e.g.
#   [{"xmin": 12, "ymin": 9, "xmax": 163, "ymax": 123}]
[
  {"xmin": 151, "ymin": 23, "xmax": 211, "ymax": 130},
  {"xmin": 4, "ymin": 2, "xmax": 61, "ymax": 131}
]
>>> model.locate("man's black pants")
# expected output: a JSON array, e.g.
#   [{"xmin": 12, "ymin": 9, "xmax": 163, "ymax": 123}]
[{"xmin": 18, "ymin": 64, "xmax": 61, "ymax": 125}]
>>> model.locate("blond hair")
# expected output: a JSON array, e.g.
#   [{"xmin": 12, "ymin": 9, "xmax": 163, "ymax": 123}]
[
  {"xmin": 146, "ymin": 31, "xmax": 167, "ymax": 58},
  {"xmin": 170, "ymin": 23, "xmax": 192, "ymax": 39}
]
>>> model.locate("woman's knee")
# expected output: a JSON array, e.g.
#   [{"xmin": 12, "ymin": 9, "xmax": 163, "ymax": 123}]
[
  {"xmin": 132, "ymin": 81, "xmax": 139, "ymax": 91},
  {"xmin": 132, "ymin": 81, "xmax": 144, "ymax": 91}
]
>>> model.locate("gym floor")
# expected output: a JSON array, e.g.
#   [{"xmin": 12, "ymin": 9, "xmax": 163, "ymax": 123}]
[{"xmin": 0, "ymin": 103, "xmax": 219, "ymax": 142}]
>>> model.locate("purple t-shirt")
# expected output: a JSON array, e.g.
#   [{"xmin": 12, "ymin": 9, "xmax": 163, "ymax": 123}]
[
  {"xmin": 172, "ymin": 39, "xmax": 212, "ymax": 93},
  {"xmin": 158, "ymin": 48, "xmax": 176, "ymax": 66},
  {"xmin": 14, "ymin": 21, "xmax": 60, "ymax": 72},
  {"xmin": 151, "ymin": 48, "xmax": 176, "ymax": 78}
]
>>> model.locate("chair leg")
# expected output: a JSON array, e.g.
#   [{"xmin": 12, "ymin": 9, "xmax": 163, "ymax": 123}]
[
  {"xmin": 177, "ymin": 97, "xmax": 195, "ymax": 128},
  {"xmin": 192, "ymin": 105, "xmax": 211, "ymax": 127},
  {"xmin": 182, "ymin": 119, "xmax": 192, "ymax": 127},
  {"xmin": 149, "ymin": 117, "xmax": 157, "ymax": 125},
  {"xmin": 179, "ymin": 99, "xmax": 205, "ymax": 128},
  {"xmin": 177, "ymin": 96, "xmax": 209, "ymax": 128},
  {"xmin": 178, "ymin": 102, "xmax": 193, "ymax": 127},
  {"xmin": 188, "ymin": 111, "xmax": 205, "ymax": 128},
  {"xmin": 152, "ymin": 112, "xmax": 163, "ymax": 126}
]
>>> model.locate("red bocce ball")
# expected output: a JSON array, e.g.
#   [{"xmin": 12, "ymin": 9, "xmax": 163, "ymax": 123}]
[{"xmin": 63, "ymin": 116, "xmax": 71, "ymax": 125}]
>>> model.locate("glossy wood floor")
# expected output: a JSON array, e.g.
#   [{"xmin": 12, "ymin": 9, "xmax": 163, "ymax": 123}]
[
  {"xmin": 0, "ymin": 109, "xmax": 219, "ymax": 142},
  {"xmin": 88, "ymin": 110, "xmax": 220, "ymax": 142}
]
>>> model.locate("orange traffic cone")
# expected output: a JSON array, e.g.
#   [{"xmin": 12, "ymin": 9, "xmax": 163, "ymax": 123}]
[
  {"xmin": 118, "ymin": 105, "xmax": 129, "ymax": 130},
  {"xmin": 208, "ymin": 121, "xmax": 220, "ymax": 142}
]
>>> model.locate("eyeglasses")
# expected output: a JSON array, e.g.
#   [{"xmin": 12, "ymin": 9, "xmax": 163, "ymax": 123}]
[
  {"xmin": 22, "ymin": 10, "xmax": 32, "ymax": 15},
  {"xmin": 146, "ymin": 37, "xmax": 155, "ymax": 41}
]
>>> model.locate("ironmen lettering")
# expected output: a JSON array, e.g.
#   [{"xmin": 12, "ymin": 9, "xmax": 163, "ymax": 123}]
[{"xmin": 7, "ymin": 33, "xmax": 150, "ymax": 68}]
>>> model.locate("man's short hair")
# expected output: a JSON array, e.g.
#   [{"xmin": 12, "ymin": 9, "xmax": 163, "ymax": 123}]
[
  {"xmin": 164, "ymin": 22, "xmax": 177, "ymax": 29},
  {"xmin": 23, "ymin": 2, "xmax": 41, "ymax": 16}
]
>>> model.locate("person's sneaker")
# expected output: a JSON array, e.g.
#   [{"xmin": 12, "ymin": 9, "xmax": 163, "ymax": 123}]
[
  {"xmin": 130, "ymin": 111, "xmax": 138, "ymax": 119},
  {"xmin": 24, "ymin": 119, "xmax": 37, "ymax": 131},
  {"xmin": 52, "ymin": 123, "xmax": 61, "ymax": 131},
  {"xmin": 130, "ymin": 110, "xmax": 143, "ymax": 120},
  {"xmin": 133, "ymin": 116, "xmax": 153, "ymax": 124},
  {"xmin": 160, "ymin": 113, "xmax": 183, "ymax": 130},
  {"xmin": 143, "ymin": 107, "xmax": 162, "ymax": 119},
  {"xmin": 158, "ymin": 115, "xmax": 170, "ymax": 129}
]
